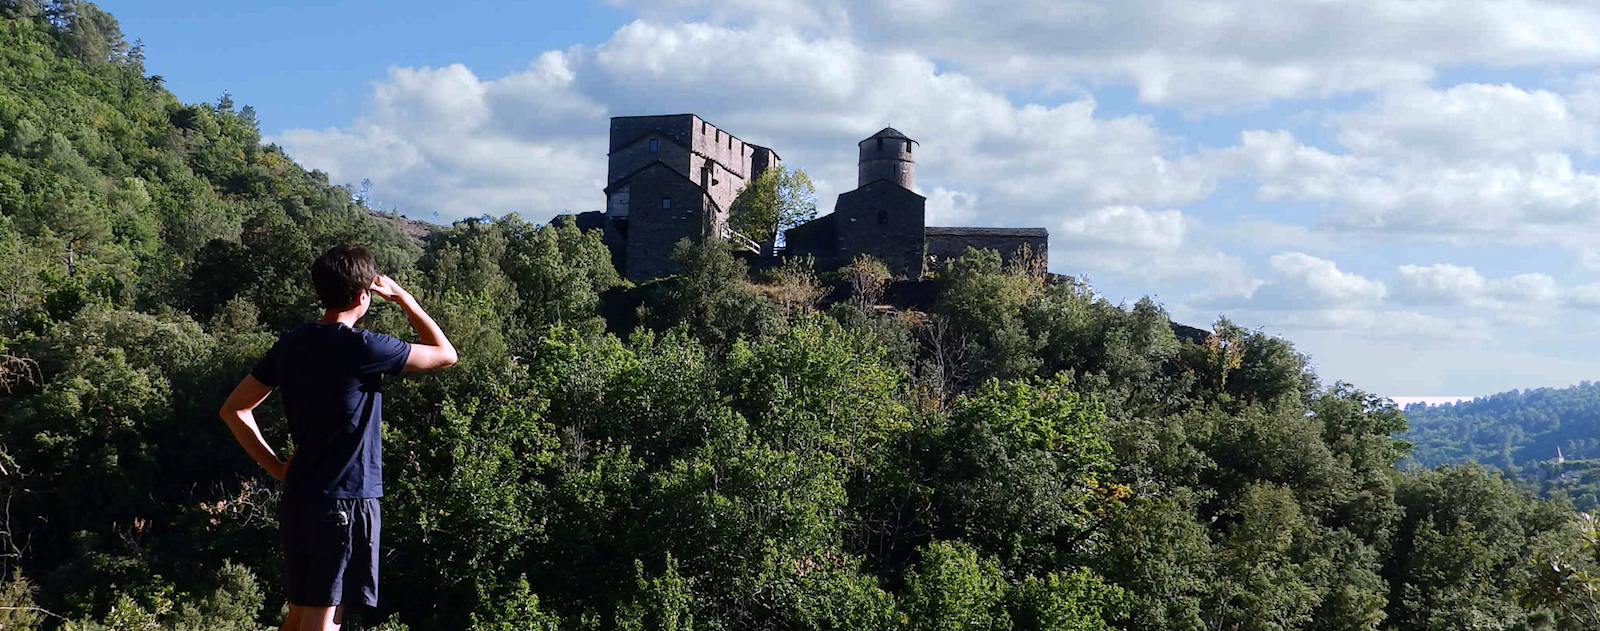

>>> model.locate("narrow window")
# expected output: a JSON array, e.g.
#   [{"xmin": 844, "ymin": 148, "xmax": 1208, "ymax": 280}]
[
  {"xmin": 878, "ymin": 209, "xmax": 889, "ymax": 225},
  {"xmin": 662, "ymin": 197, "xmax": 672, "ymax": 209},
  {"xmin": 905, "ymin": 140, "xmax": 912, "ymax": 153},
  {"xmin": 877, "ymin": 137, "xmax": 883, "ymax": 151},
  {"xmin": 648, "ymin": 138, "xmax": 659, "ymax": 153}
]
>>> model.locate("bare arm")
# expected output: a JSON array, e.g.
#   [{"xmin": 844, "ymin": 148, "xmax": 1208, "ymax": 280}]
[
  {"xmin": 370, "ymin": 274, "xmax": 458, "ymax": 371},
  {"xmin": 218, "ymin": 375, "xmax": 289, "ymax": 481}
]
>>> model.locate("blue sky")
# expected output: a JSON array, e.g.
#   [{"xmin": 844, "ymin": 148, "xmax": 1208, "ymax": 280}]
[
  {"xmin": 100, "ymin": 1, "xmax": 631, "ymax": 131},
  {"xmin": 100, "ymin": 0, "xmax": 1600, "ymax": 401}
]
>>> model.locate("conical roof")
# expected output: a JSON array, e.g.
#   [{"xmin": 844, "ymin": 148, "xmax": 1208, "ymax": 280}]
[{"xmin": 869, "ymin": 127, "xmax": 910, "ymax": 140}]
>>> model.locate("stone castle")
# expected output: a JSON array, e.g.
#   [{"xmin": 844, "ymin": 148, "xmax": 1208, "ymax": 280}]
[{"xmin": 564, "ymin": 114, "xmax": 1047, "ymax": 281}]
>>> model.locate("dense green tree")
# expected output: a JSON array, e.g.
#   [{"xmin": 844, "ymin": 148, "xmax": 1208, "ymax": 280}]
[
  {"xmin": 727, "ymin": 166, "xmax": 816, "ymax": 245},
  {"xmin": 1, "ymin": 4, "xmax": 1591, "ymax": 630}
]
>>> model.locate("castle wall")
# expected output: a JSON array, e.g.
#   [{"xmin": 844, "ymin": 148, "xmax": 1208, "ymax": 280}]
[
  {"xmin": 594, "ymin": 116, "xmax": 1051, "ymax": 284},
  {"xmin": 607, "ymin": 114, "xmax": 776, "ymax": 279},
  {"xmin": 782, "ymin": 213, "xmax": 838, "ymax": 268},
  {"xmin": 619, "ymin": 164, "xmax": 710, "ymax": 282},
  {"xmin": 924, "ymin": 227, "xmax": 1048, "ymax": 267},
  {"xmin": 858, "ymin": 135, "xmax": 915, "ymax": 188},
  {"xmin": 751, "ymin": 146, "xmax": 778, "ymax": 181},
  {"xmin": 789, "ymin": 180, "xmax": 925, "ymax": 277},
  {"xmin": 608, "ymin": 135, "xmax": 693, "ymax": 190},
  {"xmin": 688, "ymin": 117, "xmax": 750, "ymax": 180},
  {"xmin": 687, "ymin": 153, "xmax": 743, "ymax": 218},
  {"xmin": 609, "ymin": 115, "xmax": 695, "ymax": 154}
]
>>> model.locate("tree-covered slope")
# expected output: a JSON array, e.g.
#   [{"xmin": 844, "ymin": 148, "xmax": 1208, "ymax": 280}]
[
  {"xmin": 3, "ymin": 3, "xmax": 1599, "ymax": 630},
  {"xmin": 1402, "ymin": 382, "xmax": 1600, "ymax": 470},
  {"xmin": 1402, "ymin": 382, "xmax": 1600, "ymax": 512}
]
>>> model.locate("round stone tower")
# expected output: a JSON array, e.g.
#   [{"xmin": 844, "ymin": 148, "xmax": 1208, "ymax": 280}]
[{"xmin": 858, "ymin": 127, "xmax": 916, "ymax": 189}]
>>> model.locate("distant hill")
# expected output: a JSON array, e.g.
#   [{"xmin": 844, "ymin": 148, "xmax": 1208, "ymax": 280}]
[
  {"xmin": 1403, "ymin": 382, "xmax": 1600, "ymax": 509},
  {"xmin": 1402, "ymin": 382, "xmax": 1600, "ymax": 470}
]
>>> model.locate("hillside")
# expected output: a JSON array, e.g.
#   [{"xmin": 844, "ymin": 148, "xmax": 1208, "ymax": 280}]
[
  {"xmin": 1402, "ymin": 382, "xmax": 1600, "ymax": 469},
  {"xmin": 3, "ymin": 3, "xmax": 1599, "ymax": 630},
  {"xmin": 1402, "ymin": 382, "xmax": 1600, "ymax": 511}
]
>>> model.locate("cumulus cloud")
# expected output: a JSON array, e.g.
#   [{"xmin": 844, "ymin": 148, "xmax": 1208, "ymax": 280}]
[
  {"xmin": 1248, "ymin": 252, "xmax": 1386, "ymax": 308},
  {"xmin": 1212, "ymin": 82, "xmax": 1600, "ymax": 246},
  {"xmin": 1057, "ymin": 205, "xmax": 1186, "ymax": 251},
  {"xmin": 1335, "ymin": 83, "xmax": 1590, "ymax": 160},
  {"xmin": 1050, "ymin": 205, "xmax": 1256, "ymax": 295},
  {"xmin": 275, "ymin": 19, "xmax": 1212, "ymax": 250},
  {"xmin": 264, "ymin": 0, "xmax": 1600, "ymax": 396},
  {"xmin": 273, "ymin": 58, "xmax": 607, "ymax": 218},
  {"xmin": 609, "ymin": 0, "xmax": 1600, "ymax": 106},
  {"xmin": 1390, "ymin": 264, "xmax": 1600, "ymax": 320},
  {"xmin": 1283, "ymin": 309, "xmax": 1489, "ymax": 342}
]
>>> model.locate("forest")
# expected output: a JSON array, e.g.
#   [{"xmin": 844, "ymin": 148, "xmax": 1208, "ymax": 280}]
[
  {"xmin": 1404, "ymin": 382, "xmax": 1600, "ymax": 512},
  {"xmin": 2, "ymin": 2, "xmax": 1599, "ymax": 629}
]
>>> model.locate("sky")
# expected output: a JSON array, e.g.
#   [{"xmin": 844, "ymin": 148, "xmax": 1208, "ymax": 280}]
[{"xmin": 100, "ymin": 0, "xmax": 1600, "ymax": 402}]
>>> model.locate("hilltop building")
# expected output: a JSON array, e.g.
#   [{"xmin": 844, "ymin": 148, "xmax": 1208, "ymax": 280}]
[
  {"xmin": 783, "ymin": 127, "xmax": 1047, "ymax": 277},
  {"xmin": 565, "ymin": 114, "xmax": 1047, "ymax": 281},
  {"xmin": 593, "ymin": 114, "xmax": 780, "ymax": 281}
]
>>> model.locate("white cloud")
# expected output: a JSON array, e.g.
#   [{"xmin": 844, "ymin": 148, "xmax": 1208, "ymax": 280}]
[
  {"xmin": 274, "ymin": 19, "xmax": 1213, "ymax": 255},
  {"xmin": 1287, "ymin": 309, "xmax": 1488, "ymax": 342},
  {"xmin": 272, "ymin": 60, "xmax": 606, "ymax": 218},
  {"xmin": 1051, "ymin": 205, "xmax": 1256, "ymax": 294},
  {"xmin": 1212, "ymin": 83, "xmax": 1600, "ymax": 246},
  {"xmin": 1057, "ymin": 205, "xmax": 1185, "ymax": 250},
  {"xmin": 1249, "ymin": 252, "xmax": 1386, "ymax": 308},
  {"xmin": 608, "ymin": 0, "xmax": 1600, "ymax": 106},
  {"xmin": 1394, "ymin": 264, "xmax": 1598, "ymax": 316},
  {"xmin": 1336, "ymin": 83, "xmax": 1589, "ymax": 161},
  {"xmin": 924, "ymin": 187, "xmax": 979, "ymax": 226},
  {"xmin": 260, "ymin": 1, "xmax": 1600, "ymax": 398}
]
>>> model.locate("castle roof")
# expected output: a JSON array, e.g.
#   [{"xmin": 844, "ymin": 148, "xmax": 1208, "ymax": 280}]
[
  {"xmin": 867, "ymin": 127, "xmax": 913, "ymax": 141},
  {"xmin": 925, "ymin": 226, "xmax": 1049, "ymax": 237}
]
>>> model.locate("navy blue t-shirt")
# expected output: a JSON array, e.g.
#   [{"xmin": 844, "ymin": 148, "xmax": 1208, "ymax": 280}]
[{"xmin": 251, "ymin": 322, "xmax": 410, "ymax": 499}]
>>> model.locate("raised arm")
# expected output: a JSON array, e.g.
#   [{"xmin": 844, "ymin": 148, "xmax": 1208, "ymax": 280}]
[
  {"xmin": 370, "ymin": 274, "xmax": 458, "ymax": 371},
  {"xmin": 218, "ymin": 374, "xmax": 289, "ymax": 481}
]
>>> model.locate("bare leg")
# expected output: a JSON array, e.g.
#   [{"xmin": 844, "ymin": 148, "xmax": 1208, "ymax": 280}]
[
  {"xmin": 280, "ymin": 604, "xmax": 303, "ymax": 631},
  {"xmin": 299, "ymin": 605, "xmax": 339, "ymax": 631}
]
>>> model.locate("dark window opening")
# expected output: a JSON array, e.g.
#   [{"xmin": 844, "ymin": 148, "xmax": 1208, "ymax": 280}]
[
  {"xmin": 906, "ymin": 140, "xmax": 912, "ymax": 153},
  {"xmin": 662, "ymin": 197, "xmax": 672, "ymax": 209},
  {"xmin": 877, "ymin": 137, "xmax": 883, "ymax": 151},
  {"xmin": 877, "ymin": 209, "xmax": 889, "ymax": 225},
  {"xmin": 648, "ymin": 138, "xmax": 659, "ymax": 152}
]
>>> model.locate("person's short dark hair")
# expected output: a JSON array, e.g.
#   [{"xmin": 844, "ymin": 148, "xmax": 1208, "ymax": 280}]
[{"xmin": 311, "ymin": 244, "xmax": 379, "ymax": 310}]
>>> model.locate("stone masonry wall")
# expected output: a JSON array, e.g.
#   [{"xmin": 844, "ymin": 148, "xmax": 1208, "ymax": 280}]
[
  {"xmin": 924, "ymin": 227, "xmax": 1048, "ymax": 267},
  {"xmin": 620, "ymin": 164, "xmax": 708, "ymax": 281},
  {"xmin": 829, "ymin": 181, "xmax": 926, "ymax": 277}
]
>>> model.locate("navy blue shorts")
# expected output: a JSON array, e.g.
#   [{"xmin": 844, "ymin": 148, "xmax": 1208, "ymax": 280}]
[{"xmin": 281, "ymin": 496, "xmax": 380, "ymax": 607}]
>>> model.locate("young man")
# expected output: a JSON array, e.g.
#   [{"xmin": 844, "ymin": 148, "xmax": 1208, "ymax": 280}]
[{"xmin": 219, "ymin": 244, "xmax": 457, "ymax": 631}]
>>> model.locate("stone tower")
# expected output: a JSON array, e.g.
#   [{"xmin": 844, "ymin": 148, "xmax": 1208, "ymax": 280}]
[
  {"xmin": 858, "ymin": 127, "xmax": 916, "ymax": 189},
  {"xmin": 600, "ymin": 114, "xmax": 779, "ymax": 281}
]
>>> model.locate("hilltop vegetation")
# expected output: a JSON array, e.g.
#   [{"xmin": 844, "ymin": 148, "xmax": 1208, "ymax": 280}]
[
  {"xmin": 1403, "ymin": 382, "xmax": 1600, "ymax": 511},
  {"xmin": 1404, "ymin": 383, "xmax": 1600, "ymax": 470},
  {"xmin": 3, "ymin": 2, "xmax": 1599, "ymax": 629}
]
